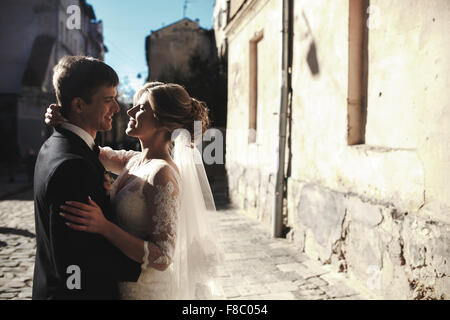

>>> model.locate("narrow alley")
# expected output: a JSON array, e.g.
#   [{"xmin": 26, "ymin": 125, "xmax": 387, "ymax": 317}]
[{"xmin": 0, "ymin": 186, "xmax": 374, "ymax": 300}]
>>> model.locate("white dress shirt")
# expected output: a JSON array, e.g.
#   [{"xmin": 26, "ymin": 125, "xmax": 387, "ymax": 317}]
[{"xmin": 60, "ymin": 123, "xmax": 96, "ymax": 150}]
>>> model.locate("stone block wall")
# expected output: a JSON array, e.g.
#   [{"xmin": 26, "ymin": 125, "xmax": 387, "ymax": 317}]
[
  {"xmin": 288, "ymin": 179, "xmax": 450, "ymax": 299},
  {"xmin": 227, "ymin": 162, "xmax": 275, "ymax": 224}
]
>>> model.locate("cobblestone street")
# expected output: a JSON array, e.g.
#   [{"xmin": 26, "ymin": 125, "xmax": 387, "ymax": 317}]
[
  {"xmin": 0, "ymin": 188, "xmax": 373, "ymax": 300},
  {"xmin": 0, "ymin": 190, "xmax": 35, "ymax": 299}
]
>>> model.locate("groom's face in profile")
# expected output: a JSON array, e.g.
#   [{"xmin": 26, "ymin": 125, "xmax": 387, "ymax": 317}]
[{"xmin": 81, "ymin": 85, "xmax": 119, "ymax": 133}]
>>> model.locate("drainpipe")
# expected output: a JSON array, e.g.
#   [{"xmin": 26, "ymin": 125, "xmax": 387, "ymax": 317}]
[
  {"xmin": 273, "ymin": 0, "xmax": 293, "ymax": 238},
  {"xmin": 347, "ymin": 0, "xmax": 365, "ymax": 145}
]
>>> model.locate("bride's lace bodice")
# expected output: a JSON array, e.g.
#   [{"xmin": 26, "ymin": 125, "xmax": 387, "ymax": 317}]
[{"xmin": 100, "ymin": 147, "xmax": 181, "ymax": 299}]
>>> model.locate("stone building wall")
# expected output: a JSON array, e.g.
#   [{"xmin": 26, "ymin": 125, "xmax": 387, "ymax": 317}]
[
  {"xmin": 213, "ymin": 0, "xmax": 229, "ymax": 57},
  {"xmin": 223, "ymin": 0, "xmax": 450, "ymax": 299},
  {"xmin": 0, "ymin": 0, "xmax": 106, "ymax": 157},
  {"xmin": 288, "ymin": 0, "xmax": 450, "ymax": 299},
  {"xmin": 146, "ymin": 18, "xmax": 215, "ymax": 81},
  {"xmin": 225, "ymin": 0, "xmax": 282, "ymax": 222}
]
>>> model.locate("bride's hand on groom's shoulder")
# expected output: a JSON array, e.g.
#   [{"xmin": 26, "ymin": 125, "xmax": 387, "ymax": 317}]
[
  {"xmin": 45, "ymin": 104, "xmax": 67, "ymax": 126},
  {"xmin": 60, "ymin": 196, "xmax": 111, "ymax": 236}
]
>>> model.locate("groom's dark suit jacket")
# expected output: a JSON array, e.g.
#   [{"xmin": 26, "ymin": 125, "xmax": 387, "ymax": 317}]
[{"xmin": 32, "ymin": 127, "xmax": 141, "ymax": 300}]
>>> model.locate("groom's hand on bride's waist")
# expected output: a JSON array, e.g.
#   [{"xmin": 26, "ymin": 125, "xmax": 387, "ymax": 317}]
[{"xmin": 60, "ymin": 196, "xmax": 111, "ymax": 236}]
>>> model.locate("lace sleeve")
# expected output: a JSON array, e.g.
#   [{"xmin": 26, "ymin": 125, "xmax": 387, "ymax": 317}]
[
  {"xmin": 99, "ymin": 146, "xmax": 140, "ymax": 174},
  {"xmin": 141, "ymin": 164, "xmax": 181, "ymax": 270}
]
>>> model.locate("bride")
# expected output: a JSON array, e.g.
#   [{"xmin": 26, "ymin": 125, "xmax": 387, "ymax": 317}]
[{"xmin": 46, "ymin": 82, "xmax": 223, "ymax": 299}]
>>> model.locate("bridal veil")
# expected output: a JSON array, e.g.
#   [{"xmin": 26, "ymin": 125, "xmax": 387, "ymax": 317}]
[{"xmin": 170, "ymin": 129, "xmax": 224, "ymax": 299}]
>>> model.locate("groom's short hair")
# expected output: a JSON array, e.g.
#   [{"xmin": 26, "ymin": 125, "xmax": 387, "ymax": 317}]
[{"xmin": 52, "ymin": 56, "xmax": 119, "ymax": 118}]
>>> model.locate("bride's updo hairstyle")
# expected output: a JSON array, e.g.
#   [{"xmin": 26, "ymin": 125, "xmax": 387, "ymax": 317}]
[{"xmin": 133, "ymin": 82, "xmax": 210, "ymax": 143}]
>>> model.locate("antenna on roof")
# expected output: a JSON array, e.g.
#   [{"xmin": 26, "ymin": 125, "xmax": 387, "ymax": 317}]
[{"xmin": 183, "ymin": 0, "xmax": 189, "ymax": 18}]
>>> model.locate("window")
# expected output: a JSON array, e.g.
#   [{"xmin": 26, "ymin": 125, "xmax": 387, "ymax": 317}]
[{"xmin": 248, "ymin": 31, "xmax": 264, "ymax": 143}]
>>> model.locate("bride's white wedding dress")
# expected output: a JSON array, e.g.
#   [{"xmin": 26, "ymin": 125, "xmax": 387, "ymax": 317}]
[
  {"xmin": 99, "ymin": 144, "xmax": 222, "ymax": 300},
  {"xmin": 100, "ymin": 147, "xmax": 180, "ymax": 299}
]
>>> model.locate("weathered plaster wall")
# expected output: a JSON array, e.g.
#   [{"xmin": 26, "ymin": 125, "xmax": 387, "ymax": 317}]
[
  {"xmin": 288, "ymin": 0, "xmax": 450, "ymax": 299},
  {"xmin": 224, "ymin": 0, "xmax": 450, "ymax": 299},
  {"xmin": 225, "ymin": 0, "xmax": 281, "ymax": 222}
]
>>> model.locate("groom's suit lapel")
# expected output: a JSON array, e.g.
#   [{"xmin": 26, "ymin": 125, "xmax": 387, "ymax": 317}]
[
  {"xmin": 52, "ymin": 126, "xmax": 114, "ymax": 218},
  {"xmin": 53, "ymin": 127, "xmax": 106, "ymax": 175}
]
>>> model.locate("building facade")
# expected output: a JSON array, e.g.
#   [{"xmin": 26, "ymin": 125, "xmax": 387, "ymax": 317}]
[
  {"xmin": 145, "ymin": 18, "xmax": 216, "ymax": 81},
  {"xmin": 222, "ymin": 0, "xmax": 450, "ymax": 299},
  {"xmin": 0, "ymin": 0, "xmax": 106, "ymax": 160},
  {"xmin": 213, "ymin": 0, "xmax": 229, "ymax": 58}
]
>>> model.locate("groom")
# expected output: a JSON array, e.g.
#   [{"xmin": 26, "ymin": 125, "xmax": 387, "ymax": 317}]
[{"xmin": 32, "ymin": 56, "xmax": 141, "ymax": 299}]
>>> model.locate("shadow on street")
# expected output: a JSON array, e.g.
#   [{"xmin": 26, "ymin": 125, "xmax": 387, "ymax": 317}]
[{"xmin": 0, "ymin": 227, "xmax": 35, "ymax": 238}]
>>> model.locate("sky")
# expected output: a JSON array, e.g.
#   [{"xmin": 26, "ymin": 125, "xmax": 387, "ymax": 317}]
[{"xmin": 88, "ymin": 0, "xmax": 215, "ymax": 94}]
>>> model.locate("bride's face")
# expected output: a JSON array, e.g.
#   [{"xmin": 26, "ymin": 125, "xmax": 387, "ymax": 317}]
[{"xmin": 126, "ymin": 93, "xmax": 161, "ymax": 138}]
